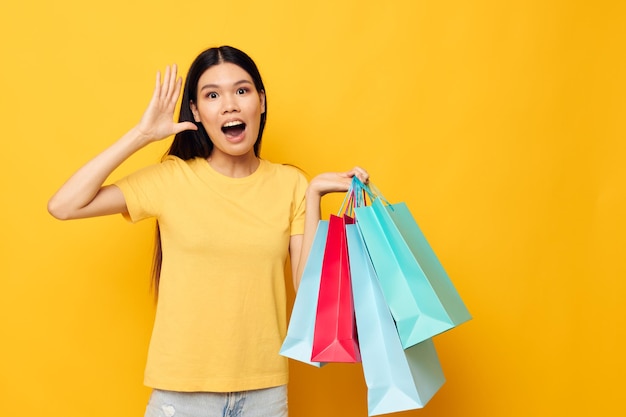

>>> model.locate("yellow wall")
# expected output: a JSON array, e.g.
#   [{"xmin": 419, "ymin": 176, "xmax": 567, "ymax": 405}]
[{"xmin": 1, "ymin": 0, "xmax": 625, "ymax": 415}]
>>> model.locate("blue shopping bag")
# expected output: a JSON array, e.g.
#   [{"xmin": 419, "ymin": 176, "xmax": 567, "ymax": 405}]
[
  {"xmin": 280, "ymin": 221, "xmax": 328, "ymax": 367},
  {"xmin": 354, "ymin": 180, "xmax": 471, "ymax": 349},
  {"xmin": 347, "ymin": 224, "xmax": 445, "ymax": 415}
]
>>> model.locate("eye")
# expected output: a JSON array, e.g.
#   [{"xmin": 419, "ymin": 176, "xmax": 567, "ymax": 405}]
[
  {"xmin": 236, "ymin": 87, "xmax": 248, "ymax": 95},
  {"xmin": 206, "ymin": 92, "xmax": 218, "ymax": 99}
]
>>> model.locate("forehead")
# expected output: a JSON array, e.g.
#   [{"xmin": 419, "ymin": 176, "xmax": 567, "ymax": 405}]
[{"xmin": 197, "ymin": 62, "xmax": 254, "ymax": 88}]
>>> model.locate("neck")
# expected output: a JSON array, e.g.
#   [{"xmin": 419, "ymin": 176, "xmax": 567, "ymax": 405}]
[{"xmin": 207, "ymin": 151, "xmax": 260, "ymax": 178}]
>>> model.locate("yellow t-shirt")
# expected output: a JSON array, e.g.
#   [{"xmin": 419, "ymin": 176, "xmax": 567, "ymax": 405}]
[{"xmin": 115, "ymin": 156, "xmax": 307, "ymax": 392}]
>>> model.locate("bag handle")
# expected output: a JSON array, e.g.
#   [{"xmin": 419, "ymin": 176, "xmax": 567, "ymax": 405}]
[
  {"xmin": 351, "ymin": 176, "xmax": 391, "ymax": 208},
  {"xmin": 338, "ymin": 177, "xmax": 392, "ymax": 217},
  {"xmin": 337, "ymin": 179, "xmax": 370, "ymax": 217},
  {"xmin": 337, "ymin": 184, "xmax": 356, "ymax": 216}
]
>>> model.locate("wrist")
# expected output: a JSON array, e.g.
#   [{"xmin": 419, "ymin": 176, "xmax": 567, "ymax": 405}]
[
  {"xmin": 305, "ymin": 183, "xmax": 324, "ymax": 200},
  {"xmin": 127, "ymin": 126, "xmax": 154, "ymax": 148}
]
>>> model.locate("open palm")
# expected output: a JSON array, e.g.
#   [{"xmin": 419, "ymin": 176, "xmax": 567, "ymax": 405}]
[{"xmin": 137, "ymin": 64, "xmax": 197, "ymax": 142}]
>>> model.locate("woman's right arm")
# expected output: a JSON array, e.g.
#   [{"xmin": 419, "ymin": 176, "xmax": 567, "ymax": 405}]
[
  {"xmin": 290, "ymin": 167, "xmax": 369, "ymax": 290},
  {"xmin": 47, "ymin": 65, "xmax": 196, "ymax": 220}
]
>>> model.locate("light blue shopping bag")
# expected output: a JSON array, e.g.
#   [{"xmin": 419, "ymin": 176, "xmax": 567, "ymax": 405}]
[
  {"xmin": 280, "ymin": 221, "xmax": 328, "ymax": 367},
  {"xmin": 354, "ymin": 180, "xmax": 471, "ymax": 349},
  {"xmin": 347, "ymin": 224, "xmax": 445, "ymax": 415}
]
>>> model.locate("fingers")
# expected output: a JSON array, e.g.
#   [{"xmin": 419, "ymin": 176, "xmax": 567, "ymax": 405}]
[
  {"xmin": 309, "ymin": 168, "xmax": 370, "ymax": 198},
  {"xmin": 171, "ymin": 75, "xmax": 183, "ymax": 107},
  {"xmin": 161, "ymin": 65, "xmax": 172, "ymax": 100},
  {"xmin": 166, "ymin": 64, "xmax": 178, "ymax": 103},
  {"xmin": 172, "ymin": 121, "xmax": 198, "ymax": 134},
  {"xmin": 154, "ymin": 71, "xmax": 162, "ymax": 99},
  {"xmin": 139, "ymin": 64, "xmax": 188, "ymax": 141},
  {"xmin": 154, "ymin": 64, "xmax": 183, "ymax": 105},
  {"xmin": 346, "ymin": 166, "xmax": 370, "ymax": 184}
]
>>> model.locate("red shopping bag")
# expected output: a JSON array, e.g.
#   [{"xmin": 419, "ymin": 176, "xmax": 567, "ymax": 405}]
[{"xmin": 311, "ymin": 213, "xmax": 361, "ymax": 363}]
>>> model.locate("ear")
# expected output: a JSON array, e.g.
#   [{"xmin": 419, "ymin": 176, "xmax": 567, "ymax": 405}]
[
  {"xmin": 259, "ymin": 90, "xmax": 266, "ymax": 114},
  {"xmin": 190, "ymin": 101, "xmax": 201, "ymax": 122}
]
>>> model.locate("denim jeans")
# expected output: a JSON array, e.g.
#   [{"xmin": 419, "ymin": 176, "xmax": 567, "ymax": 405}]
[{"xmin": 144, "ymin": 385, "xmax": 288, "ymax": 417}]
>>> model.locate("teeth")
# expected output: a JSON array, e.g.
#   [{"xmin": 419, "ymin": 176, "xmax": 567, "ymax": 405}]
[{"xmin": 223, "ymin": 121, "xmax": 244, "ymax": 128}]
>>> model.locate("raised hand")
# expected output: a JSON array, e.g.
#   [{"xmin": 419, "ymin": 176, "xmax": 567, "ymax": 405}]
[{"xmin": 136, "ymin": 64, "xmax": 197, "ymax": 142}]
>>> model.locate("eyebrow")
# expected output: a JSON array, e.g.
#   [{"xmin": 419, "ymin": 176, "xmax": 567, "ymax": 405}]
[{"xmin": 199, "ymin": 79, "xmax": 254, "ymax": 92}]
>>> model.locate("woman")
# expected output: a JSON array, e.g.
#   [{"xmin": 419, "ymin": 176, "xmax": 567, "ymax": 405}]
[{"xmin": 48, "ymin": 45, "xmax": 368, "ymax": 417}]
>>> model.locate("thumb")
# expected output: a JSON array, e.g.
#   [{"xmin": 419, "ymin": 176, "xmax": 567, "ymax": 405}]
[{"xmin": 172, "ymin": 121, "xmax": 198, "ymax": 134}]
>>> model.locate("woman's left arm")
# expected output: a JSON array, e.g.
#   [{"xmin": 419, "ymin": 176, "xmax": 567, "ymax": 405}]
[{"xmin": 289, "ymin": 167, "xmax": 369, "ymax": 290}]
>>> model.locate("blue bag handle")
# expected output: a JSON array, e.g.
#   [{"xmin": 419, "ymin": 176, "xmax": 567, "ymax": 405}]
[
  {"xmin": 351, "ymin": 176, "xmax": 392, "ymax": 210},
  {"xmin": 337, "ymin": 178, "xmax": 370, "ymax": 217}
]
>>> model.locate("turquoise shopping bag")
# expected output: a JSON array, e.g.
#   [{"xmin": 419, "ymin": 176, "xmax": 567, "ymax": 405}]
[
  {"xmin": 347, "ymin": 224, "xmax": 445, "ymax": 415},
  {"xmin": 354, "ymin": 181, "xmax": 471, "ymax": 349},
  {"xmin": 279, "ymin": 221, "xmax": 328, "ymax": 367}
]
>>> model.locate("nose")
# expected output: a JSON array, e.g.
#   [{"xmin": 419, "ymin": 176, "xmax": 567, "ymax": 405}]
[{"xmin": 221, "ymin": 94, "xmax": 240, "ymax": 114}]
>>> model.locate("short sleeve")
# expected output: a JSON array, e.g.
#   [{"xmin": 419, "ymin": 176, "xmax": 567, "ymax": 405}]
[
  {"xmin": 290, "ymin": 169, "xmax": 309, "ymax": 236},
  {"xmin": 114, "ymin": 158, "xmax": 177, "ymax": 223}
]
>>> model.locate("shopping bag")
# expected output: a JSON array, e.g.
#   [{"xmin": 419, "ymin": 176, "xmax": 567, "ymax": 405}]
[
  {"xmin": 347, "ymin": 223, "xmax": 445, "ymax": 415},
  {"xmin": 280, "ymin": 221, "xmax": 328, "ymax": 367},
  {"xmin": 311, "ymin": 213, "xmax": 361, "ymax": 363},
  {"xmin": 355, "ymin": 186, "xmax": 471, "ymax": 349}
]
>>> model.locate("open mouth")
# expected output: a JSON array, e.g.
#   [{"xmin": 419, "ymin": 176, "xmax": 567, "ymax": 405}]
[{"xmin": 221, "ymin": 120, "xmax": 246, "ymax": 138}]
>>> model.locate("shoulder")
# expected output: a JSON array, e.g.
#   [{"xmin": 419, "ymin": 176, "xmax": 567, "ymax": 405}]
[
  {"xmin": 143, "ymin": 155, "xmax": 198, "ymax": 177},
  {"xmin": 161, "ymin": 155, "xmax": 196, "ymax": 170},
  {"xmin": 117, "ymin": 156, "xmax": 196, "ymax": 186},
  {"xmin": 260, "ymin": 160, "xmax": 309, "ymax": 184},
  {"xmin": 258, "ymin": 161, "xmax": 308, "ymax": 205}
]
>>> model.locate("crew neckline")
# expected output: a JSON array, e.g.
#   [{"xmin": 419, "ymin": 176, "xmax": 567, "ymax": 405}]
[{"xmin": 195, "ymin": 157, "xmax": 268, "ymax": 184}]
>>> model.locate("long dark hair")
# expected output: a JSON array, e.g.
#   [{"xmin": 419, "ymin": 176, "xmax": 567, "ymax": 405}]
[{"xmin": 151, "ymin": 46, "xmax": 267, "ymax": 295}]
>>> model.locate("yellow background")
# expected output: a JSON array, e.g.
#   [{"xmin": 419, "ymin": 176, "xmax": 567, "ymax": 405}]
[{"xmin": 1, "ymin": 0, "xmax": 625, "ymax": 416}]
